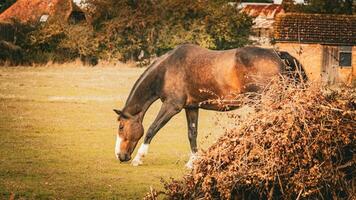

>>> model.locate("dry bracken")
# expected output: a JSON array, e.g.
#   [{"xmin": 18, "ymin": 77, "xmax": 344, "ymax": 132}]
[{"xmin": 146, "ymin": 80, "xmax": 355, "ymax": 200}]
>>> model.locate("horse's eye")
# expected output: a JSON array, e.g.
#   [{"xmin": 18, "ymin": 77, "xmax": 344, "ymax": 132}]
[{"xmin": 119, "ymin": 125, "xmax": 124, "ymax": 130}]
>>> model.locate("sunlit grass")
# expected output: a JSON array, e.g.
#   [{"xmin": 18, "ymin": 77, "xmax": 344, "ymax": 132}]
[{"xmin": 0, "ymin": 66, "xmax": 221, "ymax": 199}]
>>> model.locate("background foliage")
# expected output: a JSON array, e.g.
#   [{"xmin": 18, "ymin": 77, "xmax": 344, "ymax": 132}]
[
  {"xmin": 282, "ymin": 0, "xmax": 355, "ymax": 15},
  {"xmin": 0, "ymin": 0, "xmax": 253, "ymax": 65},
  {"xmin": 3, "ymin": 0, "xmax": 354, "ymax": 65},
  {"xmin": 0, "ymin": 0, "xmax": 16, "ymax": 13},
  {"xmin": 86, "ymin": 0, "xmax": 253, "ymax": 62}
]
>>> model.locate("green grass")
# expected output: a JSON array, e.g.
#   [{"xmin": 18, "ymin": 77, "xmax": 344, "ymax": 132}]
[{"xmin": 0, "ymin": 66, "xmax": 222, "ymax": 199}]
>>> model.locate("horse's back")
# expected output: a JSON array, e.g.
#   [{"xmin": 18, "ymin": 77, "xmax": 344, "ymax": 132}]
[
  {"xmin": 235, "ymin": 46, "xmax": 284, "ymax": 79},
  {"xmin": 168, "ymin": 44, "xmax": 283, "ymax": 75},
  {"xmin": 163, "ymin": 44, "xmax": 238, "ymax": 98},
  {"xmin": 160, "ymin": 44, "xmax": 283, "ymax": 109}
]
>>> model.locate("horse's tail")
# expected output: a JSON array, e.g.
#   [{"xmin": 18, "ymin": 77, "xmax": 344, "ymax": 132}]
[{"xmin": 276, "ymin": 50, "xmax": 308, "ymax": 83}]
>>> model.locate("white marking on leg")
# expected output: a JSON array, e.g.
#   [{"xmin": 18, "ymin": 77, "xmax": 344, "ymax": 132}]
[
  {"xmin": 185, "ymin": 152, "xmax": 198, "ymax": 169},
  {"xmin": 115, "ymin": 135, "xmax": 122, "ymax": 159},
  {"xmin": 137, "ymin": 143, "xmax": 149, "ymax": 155},
  {"xmin": 132, "ymin": 143, "xmax": 149, "ymax": 166}
]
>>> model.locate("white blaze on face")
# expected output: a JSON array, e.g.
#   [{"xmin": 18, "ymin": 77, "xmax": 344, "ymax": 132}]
[{"xmin": 115, "ymin": 135, "xmax": 123, "ymax": 159}]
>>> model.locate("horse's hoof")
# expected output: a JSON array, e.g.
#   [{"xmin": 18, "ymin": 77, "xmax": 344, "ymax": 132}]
[
  {"xmin": 185, "ymin": 153, "xmax": 197, "ymax": 169},
  {"xmin": 131, "ymin": 159, "xmax": 143, "ymax": 166}
]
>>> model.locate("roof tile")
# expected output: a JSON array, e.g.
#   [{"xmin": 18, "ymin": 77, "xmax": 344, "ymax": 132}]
[{"xmin": 274, "ymin": 13, "xmax": 356, "ymax": 45}]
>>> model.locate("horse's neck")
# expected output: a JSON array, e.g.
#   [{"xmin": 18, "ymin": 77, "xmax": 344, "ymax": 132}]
[{"xmin": 123, "ymin": 61, "xmax": 164, "ymax": 121}]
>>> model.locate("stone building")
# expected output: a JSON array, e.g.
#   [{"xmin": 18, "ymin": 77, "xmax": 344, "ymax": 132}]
[
  {"xmin": 273, "ymin": 13, "xmax": 356, "ymax": 85},
  {"xmin": 240, "ymin": 3, "xmax": 285, "ymax": 47},
  {"xmin": 0, "ymin": 0, "xmax": 86, "ymax": 24}
]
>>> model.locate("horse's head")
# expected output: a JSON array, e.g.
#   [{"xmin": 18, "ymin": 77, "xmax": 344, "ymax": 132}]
[{"xmin": 113, "ymin": 109, "xmax": 144, "ymax": 162}]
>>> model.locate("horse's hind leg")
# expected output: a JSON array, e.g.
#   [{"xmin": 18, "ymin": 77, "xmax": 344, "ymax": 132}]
[
  {"xmin": 131, "ymin": 101, "xmax": 183, "ymax": 166},
  {"xmin": 185, "ymin": 108, "xmax": 199, "ymax": 169}
]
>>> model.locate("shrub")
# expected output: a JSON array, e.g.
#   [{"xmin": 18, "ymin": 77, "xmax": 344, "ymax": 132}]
[
  {"xmin": 87, "ymin": 0, "xmax": 253, "ymax": 61},
  {"xmin": 1, "ymin": 1, "xmax": 253, "ymax": 65},
  {"xmin": 146, "ymin": 81, "xmax": 355, "ymax": 199}
]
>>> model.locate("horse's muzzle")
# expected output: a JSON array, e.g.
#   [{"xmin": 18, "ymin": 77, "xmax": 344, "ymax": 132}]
[{"xmin": 118, "ymin": 153, "xmax": 131, "ymax": 162}]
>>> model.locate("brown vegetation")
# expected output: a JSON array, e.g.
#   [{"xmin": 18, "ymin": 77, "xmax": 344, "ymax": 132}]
[
  {"xmin": 146, "ymin": 80, "xmax": 355, "ymax": 199},
  {"xmin": 0, "ymin": 1, "xmax": 253, "ymax": 65}
]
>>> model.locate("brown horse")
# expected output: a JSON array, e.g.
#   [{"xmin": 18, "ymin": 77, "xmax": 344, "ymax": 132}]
[{"xmin": 114, "ymin": 44, "xmax": 305, "ymax": 168}]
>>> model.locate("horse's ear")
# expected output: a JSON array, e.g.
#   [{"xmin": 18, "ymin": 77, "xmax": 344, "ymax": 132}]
[
  {"xmin": 113, "ymin": 109, "xmax": 134, "ymax": 119},
  {"xmin": 113, "ymin": 109, "xmax": 122, "ymax": 116}
]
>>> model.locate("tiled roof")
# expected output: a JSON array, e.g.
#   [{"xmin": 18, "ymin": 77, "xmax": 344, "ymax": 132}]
[
  {"xmin": 241, "ymin": 4, "xmax": 284, "ymax": 19},
  {"xmin": 0, "ymin": 0, "xmax": 78, "ymax": 24},
  {"xmin": 240, "ymin": 4, "xmax": 284, "ymax": 29},
  {"xmin": 274, "ymin": 13, "xmax": 356, "ymax": 45}
]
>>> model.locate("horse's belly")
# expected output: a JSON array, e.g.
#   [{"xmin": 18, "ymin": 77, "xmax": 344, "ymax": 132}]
[
  {"xmin": 185, "ymin": 95, "xmax": 241, "ymax": 111},
  {"xmin": 185, "ymin": 83, "xmax": 243, "ymax": 111},
  {"xmin": 198, "ymin": 103, "xmax": 240, "ymax": 111}
]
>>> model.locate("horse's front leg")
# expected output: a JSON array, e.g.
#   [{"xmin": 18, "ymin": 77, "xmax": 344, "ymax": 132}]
[
  {"xmin": 132, "ymin": 101, "xmax": 183, "ymax": 166},
  {"xmin": 185, "ymin": 108, "xmax": 199, "ymax": 169}
]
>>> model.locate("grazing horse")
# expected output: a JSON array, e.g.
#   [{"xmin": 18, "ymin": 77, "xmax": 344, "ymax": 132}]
[{"xmin": 114, "ymin": 44, "xmax": 305, "ymax": 168}]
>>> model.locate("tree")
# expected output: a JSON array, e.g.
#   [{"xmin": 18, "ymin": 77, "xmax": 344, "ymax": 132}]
[
  {"xmin": 241, "ymin": 0, "xmax": 273, "ymax": 2},
  {"xmin": 281, "ymin": 0, "xmax": 295, "ymax": 11},
  {"xmin": 87, "ymin": 0, "xmax": 253, "ymax": 61},
  {"xmin": 6, "ymin": 0, "xmax": 253, "ymax": 64},
  {"xmin": 283, "ymin": 0, "xmax": 354, "ymax": 15},
  {"xmin": 0, "ymin": 0, "xmax": 16, "ymax": 13}
]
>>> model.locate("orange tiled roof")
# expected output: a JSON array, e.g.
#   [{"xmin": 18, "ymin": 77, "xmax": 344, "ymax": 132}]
[
  {"xmin": 0, "ymin": 0, "xmax": 74, "ymax": 24},
  {"xmin": 241, "ymin": 4, "xmax": 284, "ymax": 19},
  {"xmin": 274, "ymin": 13, "xmax": 356, "ymax": 45}
]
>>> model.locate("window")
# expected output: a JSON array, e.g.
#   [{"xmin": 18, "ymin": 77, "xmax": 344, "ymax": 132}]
[
  {"xmin": 39, "ymin": 15, "xmax": 49, "ymax": 23},
  {"xmin": 339, "ymin": 46, "xmax": 352, "ymax": 67}
]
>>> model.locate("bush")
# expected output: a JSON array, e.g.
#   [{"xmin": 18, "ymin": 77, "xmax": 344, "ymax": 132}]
[
  {"xmin": 1, "ymin": 1, "xmax": 252, "ymax": 65},
  {"xmin": 146, "ymin": 81, "xmax": 355, "ymax": 199},
  {"xmin": 87, "ymin": 0, "xmax": 253, "ymax": 62},
  {"xmin": 0, "ymin": 20, "xmax": 35, "ymax": 65},
  {"xmin": 0, "ymin": 21, "xmax": 99, "ymax": 65}
]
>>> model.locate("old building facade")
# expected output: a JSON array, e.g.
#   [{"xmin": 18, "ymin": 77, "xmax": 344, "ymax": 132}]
[
  {"xmin": 240, "ymin": 3, "xmax": 285, "ymax": 47},
  {"xmin": 273, "ymin": 13, "xmax": 356, "ymax": 85},
  {"xmin": 0, "ymin": 0, "xmax": 86, "ymax": 24}
]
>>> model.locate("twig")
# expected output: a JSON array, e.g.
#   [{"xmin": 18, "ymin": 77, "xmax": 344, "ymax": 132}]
[
  {"xmin": 296, "ymin": 189, "xmax": 303, "ymax": 200},
  {"xmin": 277, "ymin": 173, "xmax": 284, "ymax": 195},
  {"xmin": 319, "ymin": 105, "xmax": 344, "ymax": 112},
  {"xmin": 150, "ymin": 186, "xmax": 156, "ymax": 200}
]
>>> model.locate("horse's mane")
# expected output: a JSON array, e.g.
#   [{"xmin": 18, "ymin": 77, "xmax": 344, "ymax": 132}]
[{"xmin": 124, "ymin": 51, "xmax": 173, "ymax": 107}]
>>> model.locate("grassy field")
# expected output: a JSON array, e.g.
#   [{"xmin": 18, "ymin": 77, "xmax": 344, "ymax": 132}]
[{"xmin": 0, "ymin": 65, "xmax": 224, "ymax": 199}]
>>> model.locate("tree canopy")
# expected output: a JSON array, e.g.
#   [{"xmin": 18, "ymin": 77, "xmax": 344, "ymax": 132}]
[
  {"xmin": 85, "ymin": 0, "xmax": 253, "ymax": 61},
  {"xmin": 2, "ymin": 0, "xmax": 253, "ymax": 65},
  {"xmin": 240, "ymin": 0, "xmax": 273, "ymax": 3},
  {"xmin": 0, "ymin": 0, "xmax": 16, "ymax": 13},
  {"xmin": 282, "ymin": 0, "xmax": 355, "ymax": 15}
]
